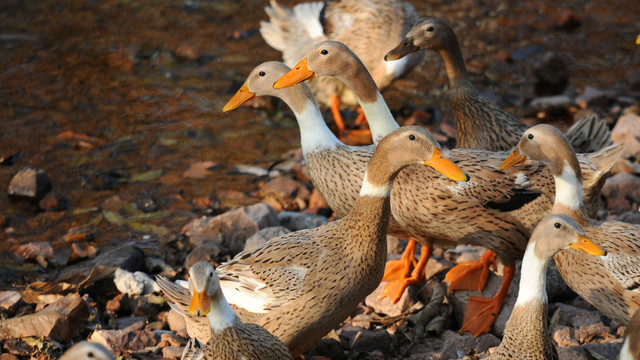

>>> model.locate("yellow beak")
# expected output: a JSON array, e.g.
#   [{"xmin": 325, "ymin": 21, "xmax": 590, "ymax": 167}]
[
  {"xmin": 569, "ymin": 233, "xmax": 607, "ymax": 256},
  {"xmin": 222, "ymin": 83, "xmax": 256, "ymax": 112},
  {"xmin": 188, "ymin": 289, "xmax": 211, "ymax": 316},
  {"xmin": 499, "ymin": 147, "xmax": 527, "ymax": 170},
  {"xmin": 273, "ymin": 58, "xmax": 316, "ymax": 89},
  {"xmin": 425, "ymin": 148, "xmax": 470, "ymax": 182}
]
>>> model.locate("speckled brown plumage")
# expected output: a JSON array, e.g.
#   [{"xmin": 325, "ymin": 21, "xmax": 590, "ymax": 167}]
[
  {"xmin": 386, "ymin": 17, "xmax": 612, "ymax": 153},
  {"xmin": 260, "ymin": 0, "xmax": 421, "ymax": 108},
  {"xmin": 502, "ymin": 125, "xmax": 639, "ymax": 325}
]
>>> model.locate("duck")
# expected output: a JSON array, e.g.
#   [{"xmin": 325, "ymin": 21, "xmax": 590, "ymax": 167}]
[
  {"xmin": 384, "ymin": 17, "xmax": 612, "ymax": 153},
  {"xmin": 231, "ymin": 54, "xmax": 619, "ymax": 336},
  {"xmin": 486, "ymin": 214, "xmax": 606, "ymax": 360},
  {"xmin": 171, "ymin": 261, "xmax": 293, "ymax": 360},
  {"xmin": 259, "ymin": 0, "xmax": 422, "ymax": 143},
  {"xmin": 59, "ymin": 341, "xmax": 114, "ymax": 360},
  {"xmin": 621, "ymin": 308, "xmax": 640, "ymax": 360},
  {"xmin": 160, "ymin": 124, "xmax": 469, "ymax": 355},
  {"xmin": 499, "ymin": 124, "xmax": 640, "ymax": 326}
]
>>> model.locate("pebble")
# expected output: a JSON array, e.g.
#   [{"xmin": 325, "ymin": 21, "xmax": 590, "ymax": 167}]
[
  {"xmin": 7, "ymin": 168, "xmax": 52, "ymax": 200},
  {"xmin": 243, "ymin": 226, "xmax": 291, "ymax": 252},
  {"xmin": 278, "ymin": 211, "xmax": 329, "ymax": 231},
  {"xmin": 113, "ymin": 268, "xmax": 161, "ymax": 296}
]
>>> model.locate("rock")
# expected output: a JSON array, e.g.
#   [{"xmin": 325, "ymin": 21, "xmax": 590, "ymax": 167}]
[
  {"xmin": 15, "ymin": 241, "xmax": 54, "ymax": 261},
  {"xmin": 533, "ymin": 53, "xmax": 569, "ymax": 96},
  {"xmin": 551, "ymin": 303, "xmax": 602, "ymax": 329},
  {"xmin": 0, "ymin": 291, "xmax": 22, "ymax": 312},
  {"xmin": 365, "ymin": 281, "xmax": 416, "ymax": 317},
  {"xmin": 182, "ymin": 202, "xmax": 278, "ymax": 251},
  {"xmin": 0, "ymin": 147, "xmax": 21, "ymax": 166},
  {"xmin": 89, "ymin": 329, "xmax": 160, "ymax": 354},
  {"xmin": 2, "ymin": 340, "xmax": 34, "ymax": 357},
  {"xmin": 114, "ymin": 268, "xmax": 161, "ymax": 296},
  {"xmin": 437, "ymin": 330, "xmax": 500, "ymax": 359},
  {"xmin": 529, "ymin": 95, "xmax": 573, "ymax": 112},
  {"xmin": 278, "ymin": 211, "xmax": 329, "ymax": 231},
  {"xmin": 185, "ymin": 242, "xmax": 225, "ymax": 269},
  {"xmin": 106, "ymin": 293, "xmax": 130, "ymax": 316},
  {"xmin": 102, "ymin": 195, "xmax": 124, "ymax": 212},
  {"xmin": 55, "ymin": 246, "xmax": 145, "ymax": 286},
  {"xmin": 0, "ymin": 353, "xmax": 20, "ymax": 360},
  {"xmin": 305, "ymin": 338, "xmax": 346, "ymax": 360},
  {"xmin": 606, "ymin": 211, "xmax": 640, "ymax": 224},
  {"xmin": 259, "ymin": 177, "xmax": 311, "ymax": 211},
  {"xmin": 137, "ymin": 197, "xmax": 157, "ymax": 213},
  {"xmin": 6, "ymin": 167, "xmax": 52, "ymax": 200},
  {"xmin": 244, "ymin": 226, "xmax": 291, "ymax": 252},
  {"xmin": 557, "ymin": 347, "xmax": 590, "ymax": 360},
  {"xmin": 611, "ymin": 111, "xmax": 640, "ymax": 158},
  {"xmin": 553, "ymin": 325, "xmax": 579, "ymax": 347},
  {"xmin": 306, "ymin": 188, "xmax": 331, "ymax": 216},
  {"xmin": 162, "ymin": 346, "xmax": 184, "ymax": 359},
  {"xmin": 183, "ymin": 161, "xmax": 219, "ymax": 179},
  {"xmin": 129, "ymin": 295, "xmax": 159, "ymax": 317},
  {"xmin": 0, "ymin": 293, "xmax": 88, "ymax": 342},
  {"xmin": 38, "ymin": 192, "xmax": 69, "ymax": 211},
  {"xmin": 115, "ymin": 316, "xmax": 147, "ymax": 331},
  {"xmin": 575, "ymin": 86, "xmax": 613, "ymax": 109},
  {"xmin": 166, "ymin": 309, "xmax": 186, "ymax": 333},
  {"xmin": 629, "ymin": 70, "xmax": 640, "ymax": 92},
  {"xmin": 547, "ymin": 259, "xmax": 575, "ymax": 301},
  {"xmin": 348, "ymin": 328, "xmax": 392, "ymax": 355},
  {"xmin": 63, "ymin": 224, "xmax": 96, "ymax": 243},
  {"xmin": 549, "ymin": 9, "xmax": 581, "ymax": 30},
  {"xmin": 158, "ymin": 331, "xmax": 186, "ymax": 347},
  {"xmin": 601, "ymin": 173, "xmax": 640, "ymax": 209}
]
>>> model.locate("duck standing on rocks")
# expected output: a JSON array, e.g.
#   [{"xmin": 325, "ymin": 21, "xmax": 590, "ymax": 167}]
[
  {"xmin": 486, "ymin": 214, "xmax": 606, "ymax": 360},
  {"xmin": 272, "ymin": 41, "xmax": 622, "ymax": 335},
  {"xmin": 160, "ymin": 125, "xmax": 469, "ymax": 356},
  {"xmin": 500, "ymin": 124, "xmax": 640, "ymax": 325},
  {"xmin": 384, "ymin": 17, "xmax": 612, "ymax": 153},
  {"xmin": 173, "ymin": 261, "xmax": 293, "ymax": 360},
  {"xmin": 259, "ymin": 0, "xmax": 422, "ymax": 143}
]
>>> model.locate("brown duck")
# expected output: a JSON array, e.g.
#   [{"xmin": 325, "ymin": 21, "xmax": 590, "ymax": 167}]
[
  {"xmin": 260, "ymin": 0, "xmax": 421, "ymax": 142},
  {"xmin": 268, "ymin": 45, "xmax": 621, "ymax": 336},
  {"xmin": 385, "ymin": 17, "xmax": 612, "ymax": 153},
  {"xmin": 160, "ymin": 125, "xmax": 469, "ymax": 355},
  {"xmin": 500, "ymin": 124, "xmax": 640, "ymax": 327}
]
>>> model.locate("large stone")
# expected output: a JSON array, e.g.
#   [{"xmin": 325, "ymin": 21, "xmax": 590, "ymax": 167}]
[
  {"xmin": 244, "ymin": 226, "xmax": 291, "ymax": 252},
  {"xmin": 0, "ymin": 293, "xmax": 88, "ymax": 342},
  {"xmin": 533, "ymin": 52, "xmax": 569, "ymax": 96},
  {"xmin": 7, "ymin": 168, "xmax": 52, "ymax": 200},
  {"xmin": 611, "ymin": 111, "xmax": 640, "ymax": 158},
  {"xmin": 166, "ymin": 309, "xmax": 186, "ymax": 333},
  {"xmin": 55, "ymin": 246, "xmax": 145, "ymax": 284},
  {"xmin": 437, "ymin": 330, "xmax": 500, "ymax": 359},
  {"xmin": 259, "ymin": 177, "xmax": 311, "ymax": 211},
  {"xmin": 89, "ymin": 329, "xmax": 160, "ymax": 354},
  {"xmin": 365, "ymin": 281, "xmax": 416, "ymax": 317},
  {"xmin": 575, "ymin": 86, "xmax": 613, "ymax": 109},
  {"xmin": 182, "ymin": 203, "xmax": 278, "ymax": 252},
  {"xmin": 601, "ymin": 173, "xmax": 640, "ymax": 210},
  {"xmin": 278, "ymin": 212, "xmax": 329, "ymax": 231},
  {"xmin": 0, "ymin": 291, "xmax": 22, "ymax": 312},
  {"xmin": 185, "ymin": 242, "xmax": 225, "ymax": 269}
]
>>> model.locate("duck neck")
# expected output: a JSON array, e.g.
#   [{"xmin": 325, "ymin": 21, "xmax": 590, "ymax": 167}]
[
  {"xmin": 515, "ymin": 240, "xmax": 549, "ymax": 307},
  {"xmin": 550, "ymin": 159, "xmax": 587, "ymax": 221},
  {"xmin": 206, "ymin": 289, "xmax": 238, "ymax": 333},
  {"xmin": 437, "ymin": 38, "xmax": 472, "ymax": 89},
  {"xmin": 284, "ymin": 84, "xmax": 341, "ymax": 155},
  {"xmin": 339, "ymin": 69, "xmax": 399, "ymax": 145}
]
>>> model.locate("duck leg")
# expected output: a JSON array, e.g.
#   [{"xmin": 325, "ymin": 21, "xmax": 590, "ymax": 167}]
[
  {"xmin": 329, "ymin": 95, "xmax": 347, "ymax": 141},
  {"xmin": 379, "ymin": 243, "xmax": 433, "ymax": 303},
  {"xmin": 459, "ymin": 263, "xmax": 515, "ymax": 337},
  {"xmin": 444, "ymin": 250, "xmax": 497, "ymax": 292}
]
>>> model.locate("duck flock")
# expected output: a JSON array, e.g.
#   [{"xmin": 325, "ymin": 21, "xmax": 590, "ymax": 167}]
[{"xmin": 66, "ymin": 0, "xmax": 640, "ymax": 359}]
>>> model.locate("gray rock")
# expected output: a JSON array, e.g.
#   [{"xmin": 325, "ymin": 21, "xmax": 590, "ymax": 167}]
[
  {"xmin": 602, "ymin": 173, "xmax": 640, "ymax": 204},
  {"xmin": 575, "ymin": 86, "xmax": 613, "ymax": 109},
  {"xmin": 185, "ymin": 242, "xmax": 224, "ymax": 269},
  {"xmin": 89, "ymin": 329, "xmax": 160, "ymax": 354},
  {"xmin": 611, "ymin": 111, "xmax": 640, "ymax": 158},
  {"xmin": 182, "ymin": 202, "xmax": 278, "ymax": 252},
  {"xmin": 348, "ymin": 328, "xmax": 392, "ymax": 355},
  {"xmin": 533, "ymin": 52, "xmax": 569, "ymax": 96},
  {"xmin": 277, "ymin": 211, "xmax": 329, "ymax": 231},
  {"xmin": 56, "ymin": 246, "xmax": 145, "ymax": 284},
  {"xmin": 244, "ymin": 226, "xmax": 291, "ymax": 252},
  {"xmin": 437, "ymin": 330, "xmax": 500, "ymax": 359},
  {"xmin": 115, "ymin": 316, "xmax": 147, "ymax": 331},
  {"xmin": 7, "ymin": 167, "xmax": 52, "ymax": 200},
  {"xmin": 529, "ymin": 95, "xmax": 573, "ymax": 112},
  {"xmin": 365, "ymin": 280, "xmax": 416, "ymax": 317},
  {"xmin": 114, "ymin": 269, "xmax": 160, "ymax": 296}
]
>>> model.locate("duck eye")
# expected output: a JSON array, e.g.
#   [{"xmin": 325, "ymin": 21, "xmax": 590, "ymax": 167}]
[
  {"xmin": 426, "ymin": 26, "xmax": 434, "ymax": 32},
  {"xmin": 554, "ymin": 222, "xmax": 561, "ymax": 229},
  {"xmin": 408, "ymin": 134, "xmax": 415, "ymax": 141},
  {"xmin": 320, "ymin": 49, "xmax": 328, "ymax": 55},
  {"xmin": 87, "ymin": 352, "xmax": 94, "ymax": 358},
  {"xmin": 209, "ymin": 272, "xmax": 213, "ymax": 278},
  {"xmin": 259, "ymin": 71, "xmax": 266, "ymax": 77},
  {"xmin": 528, "ymin": 134, "xmax": 534, "ymax": 140}
]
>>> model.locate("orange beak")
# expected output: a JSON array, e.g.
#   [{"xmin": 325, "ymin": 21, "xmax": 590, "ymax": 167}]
[
  {"xmin": 569, "ymin": 233, "xmax": 607, "ymax": 256},
  {"xmin": 188, "ymin": 289, "xmax": 211, "ymax": 316},
  {"xmin": 499, "ymin": 147, "xmax": 527, "ymax": 170},
  {"xmin": 425, "ymin": 148, "xmax": 470, "ymax": 182},
  {"xmin": 222, "ymin": 83, "xmax": 256, "ymax": 112},
  {"xmin": 273, "ymin": 58, "xmax": 316, "ymax": 89}
]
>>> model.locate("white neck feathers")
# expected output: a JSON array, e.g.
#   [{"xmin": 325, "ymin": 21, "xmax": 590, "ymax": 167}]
[
  {"xmin": 359, "ymin": 171, "xmax": 392, "ymax": 197},
  {"xmin": 293, "ymin": 101, "xmax": 340, "ymax": 154},
  {"xmin": 207, "ymin": 294, "xmax": 238, "ymax": 333},
  {"xmin": 554, "ymin": 162, "xmax": 583, "ymax": 210},
  {"xmin": 514, "ymin": 240, "xmax": 549, "ymax": 306},
  {"xmin": 359, "ymin": 92, "xmax": 400, "ymax": 145},
  {"xmin": 619, "ymin": 336, "xmax": 633, "ymax": 360}
]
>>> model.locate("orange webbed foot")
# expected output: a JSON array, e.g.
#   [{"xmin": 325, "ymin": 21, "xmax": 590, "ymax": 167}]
[
  {"xmin": 445, "ymin": 250, "xmax": 497, "ymax": 293},
  {"xmin": 379, "ymin": 244, "xmax": 433, "ymax": 303}
]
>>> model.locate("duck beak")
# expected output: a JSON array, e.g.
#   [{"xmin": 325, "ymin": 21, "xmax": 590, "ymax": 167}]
[
  {"xmin": 425, "ymin": 148, "xmax": 470, "ymax": 181},
  {"xmin": 223, "ymin": 83, "xmax": 256, "ymax": 112},
  {"xmin": 569, "ymin": 233, "xmax": 607, "ymax": 256},
  {"xmin": 188, "ymin": 289, "xmax": 211, "ymax": 316},
  {"xmin": 273, "ymin": 58, "xmax": 315, "ymax": 89},
  {"xmin": 499, "ymin": 147, "xmax": 527, "ymax": 170},
  {"xmin": 385, "ymin": 40, "xmax": 420, "ymax": 61}
]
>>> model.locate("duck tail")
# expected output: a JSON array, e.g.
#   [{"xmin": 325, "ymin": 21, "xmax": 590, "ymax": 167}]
[
  {"xmin": 260, "ymin": 0, "xmax": 326, "ymax": 66},
  {"xmin": 155, "ymin": 275, "xmax": 191, "ymax": 313},
  {"xmin": 564, "ymin": 112, "xmax": 613, "ymax": 153},
  {"xmin": 580, "ymin": 142, "xmax": 625, "ymax": 215}
]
